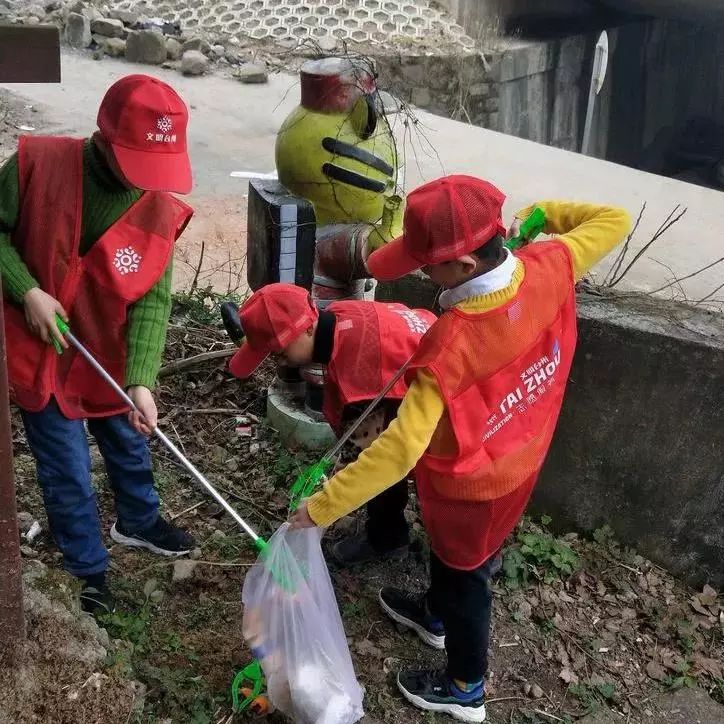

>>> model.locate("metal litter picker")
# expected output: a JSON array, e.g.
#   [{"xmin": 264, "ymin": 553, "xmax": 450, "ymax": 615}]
[{"xmin": 53, "ymin": 315, "xmax": 266, "ymax": 553}]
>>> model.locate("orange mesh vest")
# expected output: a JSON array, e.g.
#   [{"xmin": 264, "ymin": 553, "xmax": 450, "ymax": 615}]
[
  {"xmin": 3, "ymin": 136, "xmax": 193, "ymax": 419},
  {"xmin": 407, "ymin": 242, "xmax": 578, "ymax": 569},
  {"xmin": 322, "ymin": 301, "xmax": 436, "ymax": 434}
]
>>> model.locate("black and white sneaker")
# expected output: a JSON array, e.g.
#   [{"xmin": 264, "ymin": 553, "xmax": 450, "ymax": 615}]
[
  {"xmin": 80, "ymin": 583, "xmax": 116, "ymax": 617},
  {"xmin": 397, "ymin": 669, "xmax": 486, "ymax": 723},
  {"xmin": 379, "ymin": 587, "xmax": 445, "ymax": 649},
  {"xmin": 110, "ymin": 517, "xmax": 195, "ymax": 557}
]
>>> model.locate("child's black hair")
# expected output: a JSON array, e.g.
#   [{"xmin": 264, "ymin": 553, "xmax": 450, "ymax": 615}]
[{"xmin": 472, "ymin": 233, "xmax": 505, "ymax": 265}]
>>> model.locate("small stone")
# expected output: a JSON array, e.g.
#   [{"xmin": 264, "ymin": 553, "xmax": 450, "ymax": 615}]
[
  {"xmin": 181, "ymin": 49, "xmax": 209, "ymax": 76},
  {"xmin": 20, "ymin": 545, "xmax": 38, "ymax": 558},
  {"xmin": 17, "ymin": 511, "xmax": 34, "ymax": 534},
  {"xmin": 211, "ymin": 529, "xmax": 227, "ymax": 542},
  {"xmin": 100, "ymin": 36, "xmax": 126, "ymax": 57},
  {"xmin": 317, "ymin": 35, "xmax": 337, "ymax": 52},
  {"xmin": 25, "ymin": 16, "xmax": 41, "ymax": 25},
  {"xmin": 92, "ymin": 47, "xmax": 104, "ymax": 60},
  {"xmin": 182, "ymin": 36, "xmax": 209, "ymax": 55},
  {"xmin": 172, "ymin": 559, "xmax": 197, "ymax": 582},
  {"xmin": 108, "ymin": 8, "xmax": 138, "ymax": 26},
  {"xmin": 531, "ymin": 683, "xmax": 544, "ymax": 699},
  {"xmin": 165, "ymin": 37, "xmax": 182, "ymax": 60},
  {"xmin": 236, "ymin": 62, "xmax": 268, "ymax": 84},
  {"xmin": 189, "ymin": 547, "xmax": 202, "ymax": 560},
  {"xmin": 65, "ymin": 12, "xmax": 92, "ymax": 49},
  {"xmin": 228, "ymin": 35, "xmax": 240, "ymax": 46},
  {"xmin": 210, "ymin": 43, "xmax": 225, "ymax": 58},
  {"xmin": 125, "ymin": 29, "xmax": 166, "ymax": 65},
  {"xmin": 469, "ymin": 82, "xmax": 490, "ymax": 98},
  {"xmin": 90, "ymin": 17, "xmax": 124, "ymax": 37},
  {"xmin": 249, "ymin": 442, "xmax": 260, "ymax": 455}
]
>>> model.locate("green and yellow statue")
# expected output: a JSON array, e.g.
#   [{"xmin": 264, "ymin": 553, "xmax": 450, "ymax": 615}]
[{"xmin": 247, "ymin": 56, "xmax": 404, "ymax": 307}]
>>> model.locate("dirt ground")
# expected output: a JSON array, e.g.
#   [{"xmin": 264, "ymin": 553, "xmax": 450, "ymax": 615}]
[{"xmin": 8, "ymin": 308, "xmax": 723, "ymax": 724}]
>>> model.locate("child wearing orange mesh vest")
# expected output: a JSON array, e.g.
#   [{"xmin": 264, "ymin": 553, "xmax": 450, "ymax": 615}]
[{"xmin": 290, "ymin": 175, "xmax": 631, "ymax": 722}]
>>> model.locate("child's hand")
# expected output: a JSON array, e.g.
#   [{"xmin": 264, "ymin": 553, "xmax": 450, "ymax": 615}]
[
  {"xmin": 507, "ymin": 218, "xmax": 522, "ymax": 241},
  {"xmin": 288, "ymin": 501, "xmax": 317, "ymax": 530}
]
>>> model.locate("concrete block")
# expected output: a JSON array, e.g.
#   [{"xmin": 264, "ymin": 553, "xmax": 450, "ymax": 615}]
[{"xmin": 266, "ymin": 380, "xmax": 336, "ymax": 451}]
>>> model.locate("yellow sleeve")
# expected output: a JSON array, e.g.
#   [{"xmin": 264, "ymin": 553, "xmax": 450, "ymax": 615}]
[
  {"xmin": 306, "ymin": 370, "xmax": 445, "ymax": 527},
  {"xmin": 516, "ymin": 201, "xmax": 632, "ymax": 281}
]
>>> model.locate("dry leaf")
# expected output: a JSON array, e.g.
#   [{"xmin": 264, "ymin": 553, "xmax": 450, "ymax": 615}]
[
  {"xmin": 690, "ymin": 597, "xmax": 710, "ymax": 616},
  {"xmin": 691, "ymin": 654, "xmax": 723, "ymax": 679},
  {"xmin": 699, "ymin": 584, "xmax": 718, "ymax": 607},
  {"xmin": 645, "ymin": 660, "xmax": 667, "ymax": 681},
  {"xmin": 559, "ymin": 666, "xmax": 579, "ymax": 685}
]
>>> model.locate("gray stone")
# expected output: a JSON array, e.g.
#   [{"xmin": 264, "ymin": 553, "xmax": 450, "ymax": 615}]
[
  {"xmin": 317, "ymin": 35, "xmax": 337, "ymax": 52},
  {"xmin": 182, "ymin": 36, "xmax": 210, "ymax": 55},
  {"xmin": 19, "ymin": 545, "xmax": 38, "ymax": 558},
  {"xmin": 210, "ymin": 43, "xmax": 225, "ymax": 58},
  {"xmin": 236, "ymin": 62, "xmax": 268, "ymax": 84},
  {"xmin": 655, "ymin": 688, "xmax": 724, "ymax": 723},
  {"xmin": 108, "ymin": 8, "xmax": 138, "ymax": 26},
  {"xmin": 125, "ymin": 29, "xmax": 166, "ymax": 65},
  {"xmin": 100, "ymin": 36, "xmax": 126, "ymax": 57},
  {"xmin": 165, "ymin": 37, "xmax": 182, "ymax": 61},
  {"xmin": 90, "ymin": 17, "xmax": 124, "ymax": 38},
  {"xmin": 172, "ymin": 559, "xmax": 197, "ymax": 582},
  {"xmin": 410, "ymin": 87, "xmax": 432, "ymax": 107},
  {"xmin": 181, "ymin": 49, "xmax": 209, "ymax": 76},
  {"xmin": 468, "ymin": 82, "xmax": 490, "ymax": 98},
  {"xmin": 65, "ymin": 12, "xmax": 91, "ymax": 48},
  {"xmin": 25, "ymin": 15, "xmax": 41, "ymax": 25}
]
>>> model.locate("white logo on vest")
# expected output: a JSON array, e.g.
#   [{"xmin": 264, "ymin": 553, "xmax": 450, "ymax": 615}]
[{"xmin": 114, "ymin": 246, "xmax": 142, "ymax": 275}]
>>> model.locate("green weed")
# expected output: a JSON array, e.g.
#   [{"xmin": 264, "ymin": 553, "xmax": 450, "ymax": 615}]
[{"xmin": 503, "ymin": 526, "xmax": 580, "ymax": 588}]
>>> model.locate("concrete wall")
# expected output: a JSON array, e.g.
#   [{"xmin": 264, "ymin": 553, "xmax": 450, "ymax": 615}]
[
  {"xmin": 377, "ymin": 280, "xmax": 724, "ymax": 588},
  {"xmin": 376, "ymin": 33, "xmax": 595, "ymax": 153}
]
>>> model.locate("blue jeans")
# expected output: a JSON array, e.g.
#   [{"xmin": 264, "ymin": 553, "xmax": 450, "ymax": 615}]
[{"xmin": 21, "ymin": 399, "xmax": 160, "ymax": 578}]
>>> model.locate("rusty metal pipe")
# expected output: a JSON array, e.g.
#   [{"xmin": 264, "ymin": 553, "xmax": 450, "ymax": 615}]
[{"xmin": 0, "ymin": 284, "xmax": 25, "ymax": 660}]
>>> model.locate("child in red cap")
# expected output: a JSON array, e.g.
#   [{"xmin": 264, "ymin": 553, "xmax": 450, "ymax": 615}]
[
  {"xmin": 226, "ymin": 282, "xmax": 436, "ymax": 564},
  {"xmin": 0, "ymin": 75, "xmax": 195, "ymax": 616},
  {"xmin": 290, "ymin": 175, "xmax": 631, "ymax": 722}
]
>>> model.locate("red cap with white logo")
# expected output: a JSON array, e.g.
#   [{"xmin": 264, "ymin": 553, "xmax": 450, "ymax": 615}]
[{"xmin": 97, "ymin": 74, "xmax": 192, "ymax": 194}]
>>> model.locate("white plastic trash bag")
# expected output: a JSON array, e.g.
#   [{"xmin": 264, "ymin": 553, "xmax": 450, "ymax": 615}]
[{"xmin": 242, "ymin": 524, "xmax": 365, "ymax": 724}]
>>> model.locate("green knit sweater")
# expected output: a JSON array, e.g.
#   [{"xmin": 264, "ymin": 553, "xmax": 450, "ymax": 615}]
[{"xmin": 0, "ymin": 139, "xmax": 173, "ymax": 389}]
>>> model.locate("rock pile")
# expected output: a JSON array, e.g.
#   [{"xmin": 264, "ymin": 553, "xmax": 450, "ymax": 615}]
[{"xmin": 1, "ymin": 0, "xmax": 270, "ymax": 83}]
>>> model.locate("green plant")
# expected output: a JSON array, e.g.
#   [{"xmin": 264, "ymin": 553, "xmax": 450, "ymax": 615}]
[
  {"xmin": 172, "ymin": 285, "xmax": 245, "ymax": 327},
  {"xmin": 100, "ymin": 606, "xmax": 151, "ymax": 652},
  {"xmin": 569, "ymin": 682, "xmax": 616, "ymax": 714},
  {"xmin": 503, "ymin": 530, "xmax": 580, "ymax": 588},
  {"xmin": 663, "ymin": 660, "xmax": 698, "ymax": 690}
]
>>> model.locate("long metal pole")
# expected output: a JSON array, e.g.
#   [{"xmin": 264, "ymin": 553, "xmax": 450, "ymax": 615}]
[
  {"xmin": 63, "ymin": 328, "xmax": 263, "ymax": 546},
  {"xmin": 0, "ymin": 285, "xmax": 25, "ymax": 660}
]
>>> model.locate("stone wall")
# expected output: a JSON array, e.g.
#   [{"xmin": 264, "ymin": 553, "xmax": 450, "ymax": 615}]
[
  {"xmin": 376, "ymin": 33, "xmax": 592, "ymax": 152},
  {"xmin": 377, "ymin": 278, "xmax": 724, "ymax": 588}
]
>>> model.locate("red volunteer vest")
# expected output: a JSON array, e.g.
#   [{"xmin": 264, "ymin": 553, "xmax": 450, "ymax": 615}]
[
  {"xmin": 407, "ymin": 242, "xmax": 578, "ymax": 569},
  {"xmin": 3, "ymin": 136, "xmax": 193, "ymax": 419},
  {"xmin": 322, "ymin": 301, "xmax": 436, "ymax": 434}
]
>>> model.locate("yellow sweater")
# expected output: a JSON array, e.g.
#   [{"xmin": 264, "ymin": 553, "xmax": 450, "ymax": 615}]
[{"xmin": 307, "ymin": 201, "xmax": 632, "ymax": 527}]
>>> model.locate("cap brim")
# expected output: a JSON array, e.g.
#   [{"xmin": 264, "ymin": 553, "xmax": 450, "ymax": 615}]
[
  {"xmin": 366, "ymin": 237, "xmax": 424, "ymax": 281},
  {"xmin": 228, "ymin": 342, "xmax": 269, "ymax": 379},
  {"xmin": 111, "ymin": 143, "xmax": 193, "ymax": 194}
]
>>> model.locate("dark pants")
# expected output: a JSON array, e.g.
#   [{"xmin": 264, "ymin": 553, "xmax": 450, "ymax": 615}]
[
  {"xmin": 427, "ymin": 551, "xmax": 501, "ymax": 683},
  {"xmin": 20, "ymin": 399, "xmax": 160, "ymax": 578},
  {"xmin": 366, "ymin": 479, "xmax": 409, "ymax": 552}
]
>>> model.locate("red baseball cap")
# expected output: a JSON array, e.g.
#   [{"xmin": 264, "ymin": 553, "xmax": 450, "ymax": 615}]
[
  {"xmin": 228, "ymin": 284, "xmax": 319, "ymax": 379},
  {"xmin": 97, "ymin": 74, "xmax": 192, "ymax": 194},
  {"xmin": 367, "ymin": 175, "xmax": 506, "ymax": 281}
]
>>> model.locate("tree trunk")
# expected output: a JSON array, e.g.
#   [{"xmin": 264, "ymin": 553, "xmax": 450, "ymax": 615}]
[{"xmin": 0, "ymin": 281, "xmax": 25, "ymax": 661}]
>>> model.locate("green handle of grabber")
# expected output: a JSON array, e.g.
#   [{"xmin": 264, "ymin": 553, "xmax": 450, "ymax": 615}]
[
  {"xmin": 231, "ymin": 658, "xmax": 265, "ymax": 712},
  {"xmin": 289, "ymin": 457, "xmax": 333, "ymax": 513},
  {"xmin": 505, "ymin": 206, "xmax": 546, "ymax": 251},
  {"xmin": 51, "ymin": 314, "xmax": 70, "ymax": 354}
]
